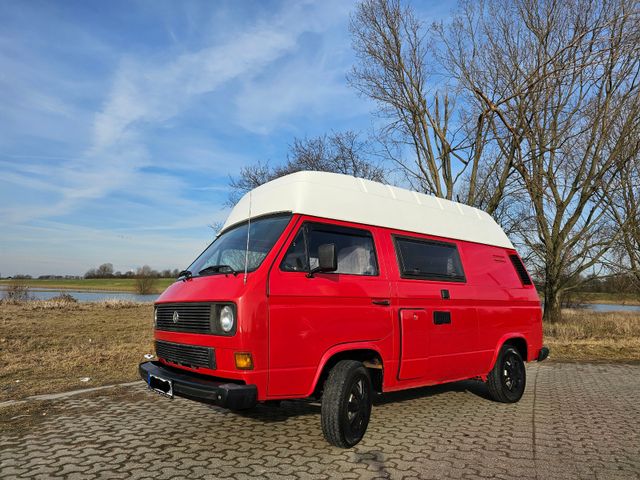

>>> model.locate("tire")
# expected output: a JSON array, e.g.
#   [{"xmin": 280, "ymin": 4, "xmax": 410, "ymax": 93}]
[
  {"xmin": 486, "ymin": 345, "xmax": 526, "ymax": 403},
  {"xmin": 321, "ymin": 360, "xmax": 373, "ymax": 448}
]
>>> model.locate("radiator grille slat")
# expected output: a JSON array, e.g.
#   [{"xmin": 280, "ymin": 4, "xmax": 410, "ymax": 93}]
[
  {"xmin": 156, "ymin": 303, "xmax": 212, "ymax": 334},
  {"xmin": 155, "ymin": 340, "xmax": 215, "ymax": 369}
]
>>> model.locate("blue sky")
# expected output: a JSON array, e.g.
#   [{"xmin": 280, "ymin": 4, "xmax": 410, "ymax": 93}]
[{"xmin": 0, "ymin": 0, "xmax": 453, "ymax": 276}]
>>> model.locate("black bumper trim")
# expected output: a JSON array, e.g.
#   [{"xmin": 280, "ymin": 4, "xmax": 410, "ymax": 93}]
[
  {"xmin": 139, "ymin": 361, "xmax": 257, "ymax": 410},
  {"xmin": 537, "ymin": 346, "xmax": 550, "ymax": 362}
]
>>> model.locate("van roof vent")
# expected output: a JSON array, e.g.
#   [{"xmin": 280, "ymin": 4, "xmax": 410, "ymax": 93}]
[{"xmin": 509, "ymin": 254, "xmax": 533, "ymax": 286}]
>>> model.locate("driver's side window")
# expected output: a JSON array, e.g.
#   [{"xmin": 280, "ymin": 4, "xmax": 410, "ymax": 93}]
[{"xmin": 280, "ymin": 222, "xmax": 378, "ymax": 276}]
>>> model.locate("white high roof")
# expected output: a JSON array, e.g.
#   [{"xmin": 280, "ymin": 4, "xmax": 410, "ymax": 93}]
[{"xmin": 221, "ymin": 171, "xmax": 514, "ymax": 249}]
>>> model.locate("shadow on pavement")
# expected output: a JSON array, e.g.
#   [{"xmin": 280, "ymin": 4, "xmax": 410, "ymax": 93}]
[{"xmin": 224, "ymin": 378, "xmax": 491, "ymax": 424}]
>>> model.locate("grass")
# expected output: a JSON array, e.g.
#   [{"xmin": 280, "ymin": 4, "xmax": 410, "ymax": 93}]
[
  {"xmin": 2, "ymin": 279, "xmax": 637, "ymax": 304},
  {"xmin": 544, "ymin": 309, "xmax": 640, "ymax": 361},
  {"xmin": 0, "ymin": 278, "xmax": 174, "ymax": 293},
  {"xmin": 0, "ymin": 299, "xmax": 154, "ymax": 402},
  {"xmin": 574, "ymin": 291, "xmax": 640, "ymax": 305},
  {"xmin": 1, "ymin": 300, "xmax": 638, "ymax": 406},
  {"xmin": 1, "ymin": 300, "xmax": 638, "ymax": 434}
]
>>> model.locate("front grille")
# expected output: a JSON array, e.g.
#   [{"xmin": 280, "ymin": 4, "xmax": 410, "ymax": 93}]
[
  {"xmin": 156, "ymin": 303, "xmax": 212, "ymax": 334},
  {"xmin": 155, "ymin": 340, "xmax": 215, "ymax": 369}
]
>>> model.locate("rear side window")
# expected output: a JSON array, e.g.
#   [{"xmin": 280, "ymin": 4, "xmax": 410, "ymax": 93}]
[
  {"xmin": 394, "ymin": 236, "xmax": 465, "ymax": 282},
  {"xmin": 509, "ymin": 254, "xmax": 533, "ymax": 285},
  {"xmin": 281, "ymin": 223, "xmax": 378, "ymax": 276}
]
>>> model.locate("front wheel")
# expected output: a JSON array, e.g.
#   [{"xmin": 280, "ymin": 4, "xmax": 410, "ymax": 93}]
[
  {"xmin": 486, "ymin": 346, "xmax": 526, "ymax": 403},
  {"xmin": 321, "ymin": 360, "xmax": 372, "ymax": 448}
]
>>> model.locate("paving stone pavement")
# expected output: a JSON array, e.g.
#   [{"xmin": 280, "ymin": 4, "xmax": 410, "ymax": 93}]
[{"xmin": 2, "ymin": 362, "xmax": 639, "ymax": 480}]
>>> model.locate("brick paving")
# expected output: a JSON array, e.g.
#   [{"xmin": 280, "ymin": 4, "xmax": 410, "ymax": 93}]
[{"xmin": 1, "ymin": 362, "xmax": 639, "ymax": 479}]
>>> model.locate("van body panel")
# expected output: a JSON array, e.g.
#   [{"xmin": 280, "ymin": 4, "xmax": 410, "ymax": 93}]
[
  {"xmin": 152, "ymin": 215, "xmax": 300, "ymax": 402},
  {"xmin": 146, "ymin": 174, "xmax": 543, "ymax": 407},
  {"xmin": 458, "ymin": 242, "xmax": 542, "ymax": 371},
  {"xmin": 224, "ymin": 171, "xmax": 515, "ymax": 249},
  {"xmin": 150, "ymin": 213, "xmax": 542, "ymax": 400},
  {"xmin": 286, "ymin": 341, "xmax": 387, "ymax": 399},
  {"xmin": 267, "ymin": 216, "xmax": 394, "ymax": 397},
  {"xmin": 158, "ymin": 274, "xmax": 248, "ymax": 304}
]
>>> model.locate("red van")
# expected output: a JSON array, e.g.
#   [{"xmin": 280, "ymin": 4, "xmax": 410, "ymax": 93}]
[{"xmin": 139, "ymin": 171, "xmax": 547, "ymax": 448}]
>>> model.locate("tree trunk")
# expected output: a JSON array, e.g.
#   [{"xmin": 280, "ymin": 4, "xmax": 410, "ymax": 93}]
[{"xmin": 543, "ymin": 282, "xmax": 563, "ymax": 323}]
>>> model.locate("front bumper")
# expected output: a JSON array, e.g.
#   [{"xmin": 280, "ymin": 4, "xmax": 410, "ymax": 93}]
[{"xmin": 139, "ymin": 361, "xmax": 257, "ymax": 410}]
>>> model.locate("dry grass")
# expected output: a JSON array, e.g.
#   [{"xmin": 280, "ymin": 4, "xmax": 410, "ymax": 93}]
[
  {"xmin": 0, "ymin": 278, "xmax": 173, "ymax": 293},
  {"xmin": 2, "ymin": 280, "xmax": 32, "ymax": 302},
  {"xmin": 2, "ymin": 301, "xmax": 639, "ymax": 405},
  {"xmin": 545, "ymin": 309, "xmax": 640, "ymax": 361},
  {"xmin": 0, "ymin": 300, "xmax": 153, "ymax": 402},
  {"xmin": 572, "ymin": 292, "xmax": 640, "ymax": 306}
]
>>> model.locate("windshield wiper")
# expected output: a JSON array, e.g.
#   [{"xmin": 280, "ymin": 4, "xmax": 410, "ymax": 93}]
[
  {"xmin": 177, "ymin": 270, "xmax": 192, "ymax": 281},
  {"xmin": 198, "ymin": 265, "xmax": 238, "ymax": 276}
]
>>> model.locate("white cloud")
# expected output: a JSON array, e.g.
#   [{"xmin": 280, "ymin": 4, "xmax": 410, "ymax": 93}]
[
  {"xmin": 46, "ymin": 1, "xmax": 349, "ymax": 217},
  {"xmin": 2, "ymin": 1, "xmax": 357, "ymax": 223},
  {"xmin": 233, "ymin": 55, "xmax": 365, "ymax": 134},
  {"xmin": 0, "ymin": 0, "xmax": 374, "ymax": 275},
  {"xmin": 91, "ymin": 5, "xmax": 321, "ymax": 150}
]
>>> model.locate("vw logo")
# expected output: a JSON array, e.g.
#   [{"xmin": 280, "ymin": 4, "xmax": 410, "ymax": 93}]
[{"xmin": 172, "ymin": 311, "xmax": 179, "ymax": 323}]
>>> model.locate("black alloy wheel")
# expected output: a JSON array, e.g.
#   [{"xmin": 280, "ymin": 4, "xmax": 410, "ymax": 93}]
[
  {"xmin": 486, "ymin": 346, "xmax": 526, "ymax": 403},
  {"xmin": 321, "ymin": 360, "xmax": 373, "ymax": 448},
  {"xmin": 345, "ymin": 376, "xmax": 369, "ymax": 441},
  {"xmin": 502, "ymin": 350, "xmax": 525, "ymax": 393}
]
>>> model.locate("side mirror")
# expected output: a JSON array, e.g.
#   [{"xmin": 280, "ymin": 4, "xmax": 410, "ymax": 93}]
[{"xmin": 308, "ymin": 243, "xmax": 337, "ymax": 277}]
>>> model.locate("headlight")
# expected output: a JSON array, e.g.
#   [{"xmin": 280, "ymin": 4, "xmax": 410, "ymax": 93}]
[
  {"xmin": 219, "ymin": 305, "xmax": 235, "ymax": 333},
  {"xmin": 153, "ymin": 307, "xmax": 157, "ymax": 327}
]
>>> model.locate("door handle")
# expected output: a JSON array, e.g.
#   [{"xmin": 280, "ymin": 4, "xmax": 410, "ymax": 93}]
[
  {"xmin": 433, "ymin": 311, "xmax": 451, "ymax": 325},
  {"xmin": 372, "ymin": 299, "xmax": 391, "ymax": 306}
]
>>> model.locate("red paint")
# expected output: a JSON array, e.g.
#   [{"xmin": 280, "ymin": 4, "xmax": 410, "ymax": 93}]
[{"xmin": 154, "ymin": 214, "xmax": 543, "ymax": 402}]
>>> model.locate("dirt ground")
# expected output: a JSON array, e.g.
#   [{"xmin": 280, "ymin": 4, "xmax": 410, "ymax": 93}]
[
  {"xmin": 0, "ymin": 300, "xmax": 153, "ymax": 402},
  {"xmin": 2, "ymin": 300, "xmax": 639, "ymax": 405}
]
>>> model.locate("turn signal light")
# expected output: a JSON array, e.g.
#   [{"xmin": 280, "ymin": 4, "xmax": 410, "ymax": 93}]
[{"xmin": 234, "ymin": 352, "xmax": 254, "ymax": 370}]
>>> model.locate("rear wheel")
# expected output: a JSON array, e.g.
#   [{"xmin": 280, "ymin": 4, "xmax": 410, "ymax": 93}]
[
  {"xmin": 486, "ymin": 346, "xmax": 526, "ymax": 403},
  {"xmin": 321, "ymin": 360, "xmax": 372, "ymax": 448}
]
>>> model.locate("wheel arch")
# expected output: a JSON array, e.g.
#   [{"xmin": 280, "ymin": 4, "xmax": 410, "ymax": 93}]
[
  {"xmin": 489, "ymin": 334, "xmax": 529, "ymax": 371},
  {"xmin": 309, "ymin": 343, "xmax": 384, "ymax": 398}
]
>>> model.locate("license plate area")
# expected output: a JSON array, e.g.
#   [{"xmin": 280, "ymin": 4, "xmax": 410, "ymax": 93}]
[{"xmin": 148, "ymin": 374, "xmax": 173, "ymax": 398}]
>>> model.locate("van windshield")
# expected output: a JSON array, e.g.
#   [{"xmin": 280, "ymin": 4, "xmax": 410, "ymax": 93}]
[{"xmin": 187, "ymin": 214, "xmax": 292, "ymax": 276}]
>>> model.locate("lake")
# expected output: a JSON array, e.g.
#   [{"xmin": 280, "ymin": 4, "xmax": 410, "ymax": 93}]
[
  {"xmin": 583, "ymin": 303, "xmax": 640, "ymax": 313},
  {"xmin": 5, "ymin": 289, "xmax": 159, "ymax": 303},
  {"xmin": 2, "ymin": 288, "xmax": 639, "ymax": 311}
]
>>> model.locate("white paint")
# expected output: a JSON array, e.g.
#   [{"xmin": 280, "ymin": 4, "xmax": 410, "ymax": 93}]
[{"xmin": 222, "ymin": 171, "xmax": 514, "ymax": 249}]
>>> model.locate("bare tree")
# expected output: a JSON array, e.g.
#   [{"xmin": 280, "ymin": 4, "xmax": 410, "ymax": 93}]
[
  {"xmin": 228, "ymin": 130, "xmax": 385, "ymax": 205},
  {"xmin": 437, "ymin": 0, "xmax": 640, "ymax": 321},
  {"xmin": 2, "ymin": 280, "xmax": 31, "ymax": 302},
  {"xmin": 96, "ymin": 263, "xmax": 114, "ymax": 277},
  {"xmin": 349, "ymin": 0, "xmax": 514, "ymax": 214},
  {"xmin": 85, "ymin": 263, "xmax": 115, "ymax": 279},
  {"xmin": 135, "ymin": 265, "xmax": 158, "ymax": 295},
  {"xmin": 607, "ymin": 150, "xmax": 640, "ymax": 290}
]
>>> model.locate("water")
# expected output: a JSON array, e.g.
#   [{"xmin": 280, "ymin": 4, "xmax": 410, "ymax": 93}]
[
  {"xmin": 3, "ymin": 288, "xmax": 638, "ymax": 310},
  {"xmin": 584, "ymin": 303, "xmax": 640, "ymax": 313},
  {"xmin": 5, "ymin": 289, "xmax": 159, "ymax": 303}
]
